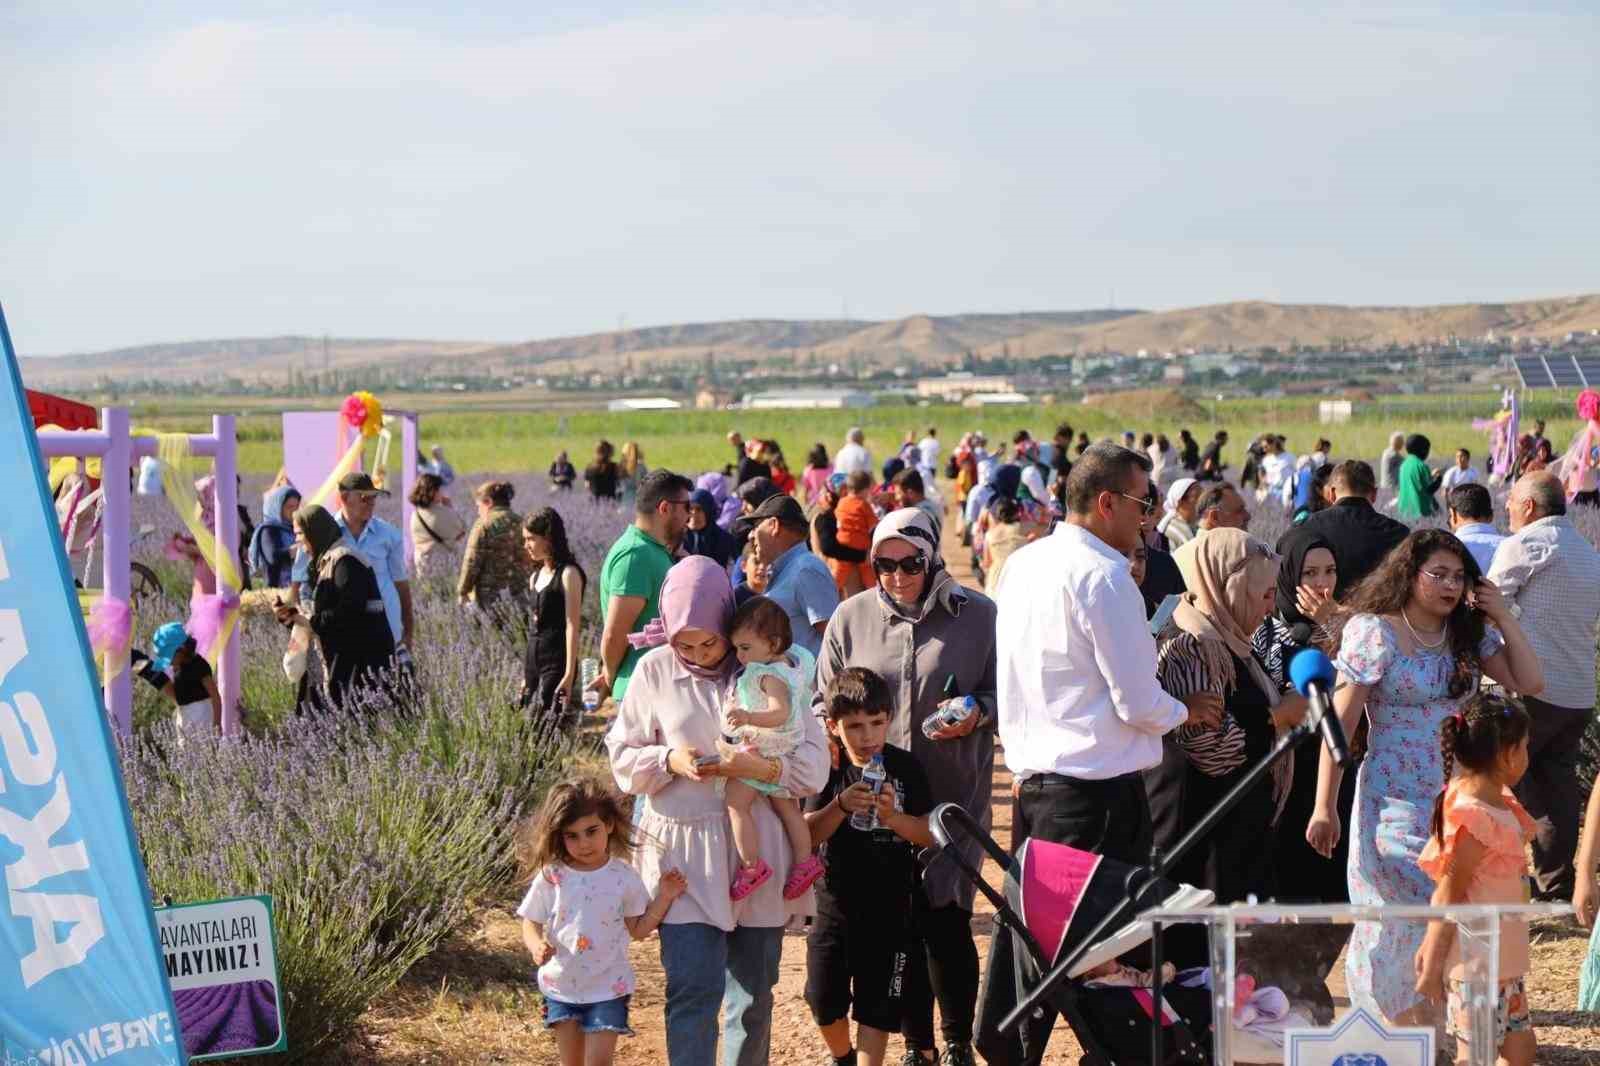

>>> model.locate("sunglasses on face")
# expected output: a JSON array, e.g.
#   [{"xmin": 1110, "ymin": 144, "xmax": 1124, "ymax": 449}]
[
  {"xmin": 1116, "ymin": 492, "xmax": 1156, "ymax": 515},
  {"xmin": 872, "ymin": 554, "xmax": 928, "ymax": 576}
]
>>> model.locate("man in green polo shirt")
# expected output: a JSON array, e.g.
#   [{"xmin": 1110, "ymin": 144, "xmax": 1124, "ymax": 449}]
[{"xmin": 594, "ymin": 469, "xmax": 695, "ymax": 703}]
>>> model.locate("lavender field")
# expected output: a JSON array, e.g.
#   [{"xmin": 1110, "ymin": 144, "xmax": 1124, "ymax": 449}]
[{"xmin": 99, "ymin": 465, "xmax": 1598, "ymax": 1062}]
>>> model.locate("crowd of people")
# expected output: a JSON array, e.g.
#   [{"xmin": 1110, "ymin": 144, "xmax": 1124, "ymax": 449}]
[{"xmin": 128, "ymin": 416, "xmax": 1600, "ymax": 1066}]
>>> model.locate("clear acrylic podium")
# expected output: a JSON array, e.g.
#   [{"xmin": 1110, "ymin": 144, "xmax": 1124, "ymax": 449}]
[{"xmin": 1137, "ymin": 901, "xmax": 1570, "ymax": 1066}]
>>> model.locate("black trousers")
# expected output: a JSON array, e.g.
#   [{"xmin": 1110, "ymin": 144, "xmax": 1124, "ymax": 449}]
[
  {"xmin": 901, "ymin": 898, "xmax": 979, "ymax": 1052},
  {"xmin": 1514, "ymin": 696, "xmax": 1594, "ymax": 900},
  {"xmin": 974, "ymin": 772, "xmax": 1151, "ymax": 1066}
]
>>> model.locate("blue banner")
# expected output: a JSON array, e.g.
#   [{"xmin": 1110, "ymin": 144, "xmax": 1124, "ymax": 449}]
[{"xmin": 0, "ymin": 305, "xmax": 184, "ymax": 1065}]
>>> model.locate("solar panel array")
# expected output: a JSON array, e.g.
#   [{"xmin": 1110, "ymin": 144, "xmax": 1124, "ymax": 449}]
[
  {"xmin": 1551, "ymin": 356, "xmax": 1586, "ymax": 388},
  {"xmin": 1515, "ymin": 355, "xmax": 1554, "ymax": 389},
  {"xmin": 1579, "ymin": 356, "xmax": 1600, "ymax": 385}
]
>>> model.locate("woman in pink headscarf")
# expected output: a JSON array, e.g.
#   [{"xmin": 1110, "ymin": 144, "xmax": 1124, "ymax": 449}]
[{"xmin": 606, "ymin": 555, "xmax": 829, "ymax": 1066}]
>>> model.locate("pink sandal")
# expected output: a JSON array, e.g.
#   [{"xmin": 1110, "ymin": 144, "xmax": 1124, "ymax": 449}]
[
  {"xmin": 782, "ymin": 854, "xmax": 826, "ymax": 900},
  {"xmin": 730, "ymin": 859, "xmax": 773, "ymax": 901}
]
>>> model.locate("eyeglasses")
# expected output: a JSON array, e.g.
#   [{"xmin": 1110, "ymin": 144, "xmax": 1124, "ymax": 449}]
[
  {"xmin": 1420, "ymin": 569, "xmax": 1467, "ymax": 589},
  {"xmin": 872, "ymin": 554, "xmax": 928, "ymax": 576},
  {"xmin": 1116, "ymin": 492, "xmax": 1156, "ymax": 515}
]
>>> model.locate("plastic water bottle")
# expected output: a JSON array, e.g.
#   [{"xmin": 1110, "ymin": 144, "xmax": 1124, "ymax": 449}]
[
  {"xmin": 580, "ymin": 658, "xmax": 601, "ymax": 712},
  {"xmin": 922, "ymin": 695, "xmax": 977, "ymax": 739},
  {"xmin": 850, "ymin": 755, "xmax": 887, "ymax": 832}
]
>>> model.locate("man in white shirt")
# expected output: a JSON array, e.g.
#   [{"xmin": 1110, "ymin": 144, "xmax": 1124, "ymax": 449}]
[
  {"xmin": 1439, "ymin": 447, "xmax": 1480, "ymax": 493},
  {"xmin": 1488, "ymin": 472, "xmax": 1600, "ymax": 901},
  {"xmin": 1258, "ymin": 435, "xmax": 1297, "ymax": 511},
  {"xmin": 1446, "ymin": 482, "xmax": 1503, "ymax": 573},
  {"xmin": 832, "ymin": 427, "xmax": 873, "ymax": 478},
  {"xmin": 977, "ymin": 443, "xmax": 1220, "ymax": 1065}
]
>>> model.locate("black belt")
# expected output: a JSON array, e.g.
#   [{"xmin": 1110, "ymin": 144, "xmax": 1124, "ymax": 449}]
[{"xmin": 1020, "ymin": 771, "xmax": 1142, "ymax": 792}]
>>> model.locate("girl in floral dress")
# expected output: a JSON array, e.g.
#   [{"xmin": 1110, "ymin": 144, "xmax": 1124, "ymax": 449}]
[
  {"xmin": 517, "ymin": 777, "xmax": 687, "ymax": 1066},
  {"xmin": 1307, "ymin": 530, "xmax": 1543, "ymax": 1025}
]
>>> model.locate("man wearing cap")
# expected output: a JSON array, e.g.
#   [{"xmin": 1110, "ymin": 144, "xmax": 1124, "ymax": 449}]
[
  {"xmin": 735, "ymin": 495, "xmax": 839, "ymax": 656},
  {"xmin": 291, "ymin": 472, "xmax": 414, "ymax": 652}
]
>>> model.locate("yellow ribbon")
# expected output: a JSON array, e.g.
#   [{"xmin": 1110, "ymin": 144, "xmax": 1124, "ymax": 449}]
[
  {"xmin": 156, "ymin": 433, "xmax": 242, "ymax": 665},
  {"xmin": 303, "ymin": 433, "xmax": 367, "ymax": 510}
]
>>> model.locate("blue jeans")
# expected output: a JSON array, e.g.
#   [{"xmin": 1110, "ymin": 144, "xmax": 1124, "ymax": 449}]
[{"xmin": 659, "ymin": 922, "xmax": 783, "ymax": 1066}]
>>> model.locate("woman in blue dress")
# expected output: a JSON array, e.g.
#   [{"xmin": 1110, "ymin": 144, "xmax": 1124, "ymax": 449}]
[{"xmin": 1307, "ymin": 529, "xmax": 1542, "ymax": 1025}]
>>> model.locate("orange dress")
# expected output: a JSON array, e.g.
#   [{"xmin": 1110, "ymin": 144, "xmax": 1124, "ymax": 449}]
[{"xmin": 1417, "ymin": 782, "xmax": 1536, "ymax": 982}]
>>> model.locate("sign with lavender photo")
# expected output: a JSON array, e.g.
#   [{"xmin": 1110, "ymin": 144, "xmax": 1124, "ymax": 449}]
[
  {"xmin": 153, "ymin": 896, "xmax": 285, "ymax": 1061},
  {"xmin": 0, "ymin": 306, "xmax": 183, "ymax": 1064}
]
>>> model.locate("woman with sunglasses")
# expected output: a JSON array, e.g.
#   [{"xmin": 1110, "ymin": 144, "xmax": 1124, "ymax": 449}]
[
  {"xmin": 813, "ymin": 508, "xmax": 998, "ymax": 1066},
  {"xmin": 1308, "ymin": 529, "xmax": 1542, "ymax": 1027}
]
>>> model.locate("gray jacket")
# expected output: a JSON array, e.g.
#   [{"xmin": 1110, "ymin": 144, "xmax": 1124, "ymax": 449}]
[{"xmin": 813, "ymin": 578, "xmax": 998, "ymax": 910}]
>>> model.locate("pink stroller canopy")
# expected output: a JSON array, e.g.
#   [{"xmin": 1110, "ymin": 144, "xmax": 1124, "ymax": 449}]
[{"xmin": 1009, "ymin": 838, "xmax": 1214, "ymax": 978}]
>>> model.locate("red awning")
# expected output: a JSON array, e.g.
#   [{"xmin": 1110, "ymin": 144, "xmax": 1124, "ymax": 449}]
[{"xmin": 27, "ymin": 389, "xmax": 98, "ymax": 431}]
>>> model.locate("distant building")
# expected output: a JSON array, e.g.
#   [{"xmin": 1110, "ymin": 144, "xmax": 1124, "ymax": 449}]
[
  {"xmin": 743, "ymin": 389, "xmax": 877, "ymax": 410},
  {"xmin": 606, "ymin": 397, "xmax": 683, "ymax": 412},
  {"xmin": 915, "ymin": 374, "xmax": 1013, "ymax": 401},
  {"xmin": 962, "ymin": 391, "xmax": 1031, "ymax": 408}
]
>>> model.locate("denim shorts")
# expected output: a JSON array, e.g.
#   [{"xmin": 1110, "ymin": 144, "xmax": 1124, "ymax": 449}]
[{"xmin": 542, "ymin": 994, "xmax": 633, "ymax": 1036}]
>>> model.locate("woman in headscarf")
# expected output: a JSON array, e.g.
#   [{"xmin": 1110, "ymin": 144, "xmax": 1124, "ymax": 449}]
[
  {"xmin": 1145, "ymin": 529, "xmax": 1305, "ymax": 906},
  {"xmin": 682, "ymin": 488, "xmax": 738, "ymax": 570},
  {"xmin": 606, "ymin": 557, "xmax": 829, "ymax": 1066},
  {"xmin": 1396, "ymin": 433, "xmax": 1442, "ymax": 519},
  {"xmin": 277, "ymin": 503, "xmax": 396, "ymax": 709},
  {"xmin": 813, "ymin": 509, "xmax": 998, "ymax": 1066},
  {"xmin": 249, "ymin": 483, "xmax": 302, "ymax": 587},
  {"xmin": 811, "ymin": 472, "xmax": 868, "ymax": 594},
  {"xmin": 1249, "ymin": 526, "xmax": 1352, "ymax": 1014}
]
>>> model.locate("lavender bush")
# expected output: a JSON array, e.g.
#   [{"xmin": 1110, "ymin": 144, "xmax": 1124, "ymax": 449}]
[{"xmin": 111, "ymin": 472, "xmax": 636, "ymax": 1061}]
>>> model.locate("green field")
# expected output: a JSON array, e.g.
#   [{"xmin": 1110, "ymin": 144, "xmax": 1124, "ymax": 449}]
[{"xmin": 102, "ymin": 390, "xmax": 1578, "ymax": 477}]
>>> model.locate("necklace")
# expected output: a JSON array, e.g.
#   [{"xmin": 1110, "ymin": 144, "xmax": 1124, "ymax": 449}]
[{"xmin": 1401, "ymin": 608, "xmax": 1447, "ymax": 649}]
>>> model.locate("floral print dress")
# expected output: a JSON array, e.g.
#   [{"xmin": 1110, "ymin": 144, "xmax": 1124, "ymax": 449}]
[{"xmin": 1334, "ymin": 613, "xmax": 1503, "ymax": 1020}]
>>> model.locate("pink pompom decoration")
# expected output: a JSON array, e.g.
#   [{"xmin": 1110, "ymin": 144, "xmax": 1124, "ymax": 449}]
[
  {"xmin": 186, "ymin": 592, "xmax": 240, "ymax": 658},
  {"xmin": 87, "ymin": 597, "xmax": 132, "ymax": 656},
  {"xmin": 1578, "ymin": 389, "xmax": 1600, "ymax": 423},
  {"xmin": 341, "ymin": 394, "xmax": 369, "ymax": 431}
]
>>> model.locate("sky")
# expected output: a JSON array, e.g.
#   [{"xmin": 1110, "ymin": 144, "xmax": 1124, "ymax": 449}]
[{"xmin": 3, "ymin": 1, "xmax": 1597, "ymax": 355}]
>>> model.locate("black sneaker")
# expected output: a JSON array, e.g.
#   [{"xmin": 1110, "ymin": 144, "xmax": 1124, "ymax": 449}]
[
  {"xmin": 901, "ymin": 1051, "xmax": 933, "ymax": 1066},
  {"xmin": 940, "ymin": 1045, "xmax": 975, "ymax": 1066}
]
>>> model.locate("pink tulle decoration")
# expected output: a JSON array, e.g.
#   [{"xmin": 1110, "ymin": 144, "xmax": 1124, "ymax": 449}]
[
  {"xmin": 87, "ymin": 597, "xmax": 132, "ymax": 656},
  {"xmin": 186, "ymin": 593, "xmax": 240, "ymax": 657},
  {"xmin": 341, "ymin": 394, "xmax": 369, "ymax": 431},
  {"xmin": 1578, "ymin": 389, "xmax": 1600, "ymax": 423}
]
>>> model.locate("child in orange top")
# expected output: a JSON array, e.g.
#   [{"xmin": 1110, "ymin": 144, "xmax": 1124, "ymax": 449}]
[
  {"xmin": 1415, "ymin": 693, "xmax": 1535, "ymax": 1066},
  {"xmin": 830, "ymin": 472, "xmax": 878, "ymax": 597}
]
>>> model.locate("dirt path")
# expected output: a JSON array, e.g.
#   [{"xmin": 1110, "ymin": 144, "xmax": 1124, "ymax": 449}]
[
  {"xmin": 609, "ymin": 502, "xmax": 1087, "ymax": 1065},
  {"xmin": 354, "ymin": 500, "xmax": 1600, "ymax": 1064}
]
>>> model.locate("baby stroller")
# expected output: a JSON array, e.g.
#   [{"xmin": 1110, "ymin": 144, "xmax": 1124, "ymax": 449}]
[{"xmin": 929, "ymin": 803, "xmax": 1216, "ymax": 1066}]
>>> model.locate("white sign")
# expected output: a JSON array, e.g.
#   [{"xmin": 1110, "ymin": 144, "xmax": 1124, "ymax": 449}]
[
  {"xmin": 152, "ymin": 895, "xmax": 285, "ymax": 1060},
  {"xmin": 1284, "ymin": 1007, "xmax": 1434, "ymax": 1066}
]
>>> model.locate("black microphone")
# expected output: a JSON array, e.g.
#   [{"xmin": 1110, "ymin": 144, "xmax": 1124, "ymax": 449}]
[{"xmin": 1288, "ymin": 647, "xmax": 1349, "ymax": 767}]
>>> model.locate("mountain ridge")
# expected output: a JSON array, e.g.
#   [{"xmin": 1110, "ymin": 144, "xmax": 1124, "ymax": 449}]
[{"xmin": 19, "ymin": 295, "xmax": 1600, "ymax": 388}]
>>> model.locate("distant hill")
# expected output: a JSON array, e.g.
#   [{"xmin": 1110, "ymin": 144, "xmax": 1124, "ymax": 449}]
[{"xmin": 19, "ymin": 295, "xmax": 1600, "ymax": 389}]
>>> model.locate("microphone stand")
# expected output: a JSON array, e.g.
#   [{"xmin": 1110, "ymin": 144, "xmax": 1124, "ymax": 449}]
[{"xmin": 999, "ymin": 715, "xmax": 1326, "ymax": 1065}]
